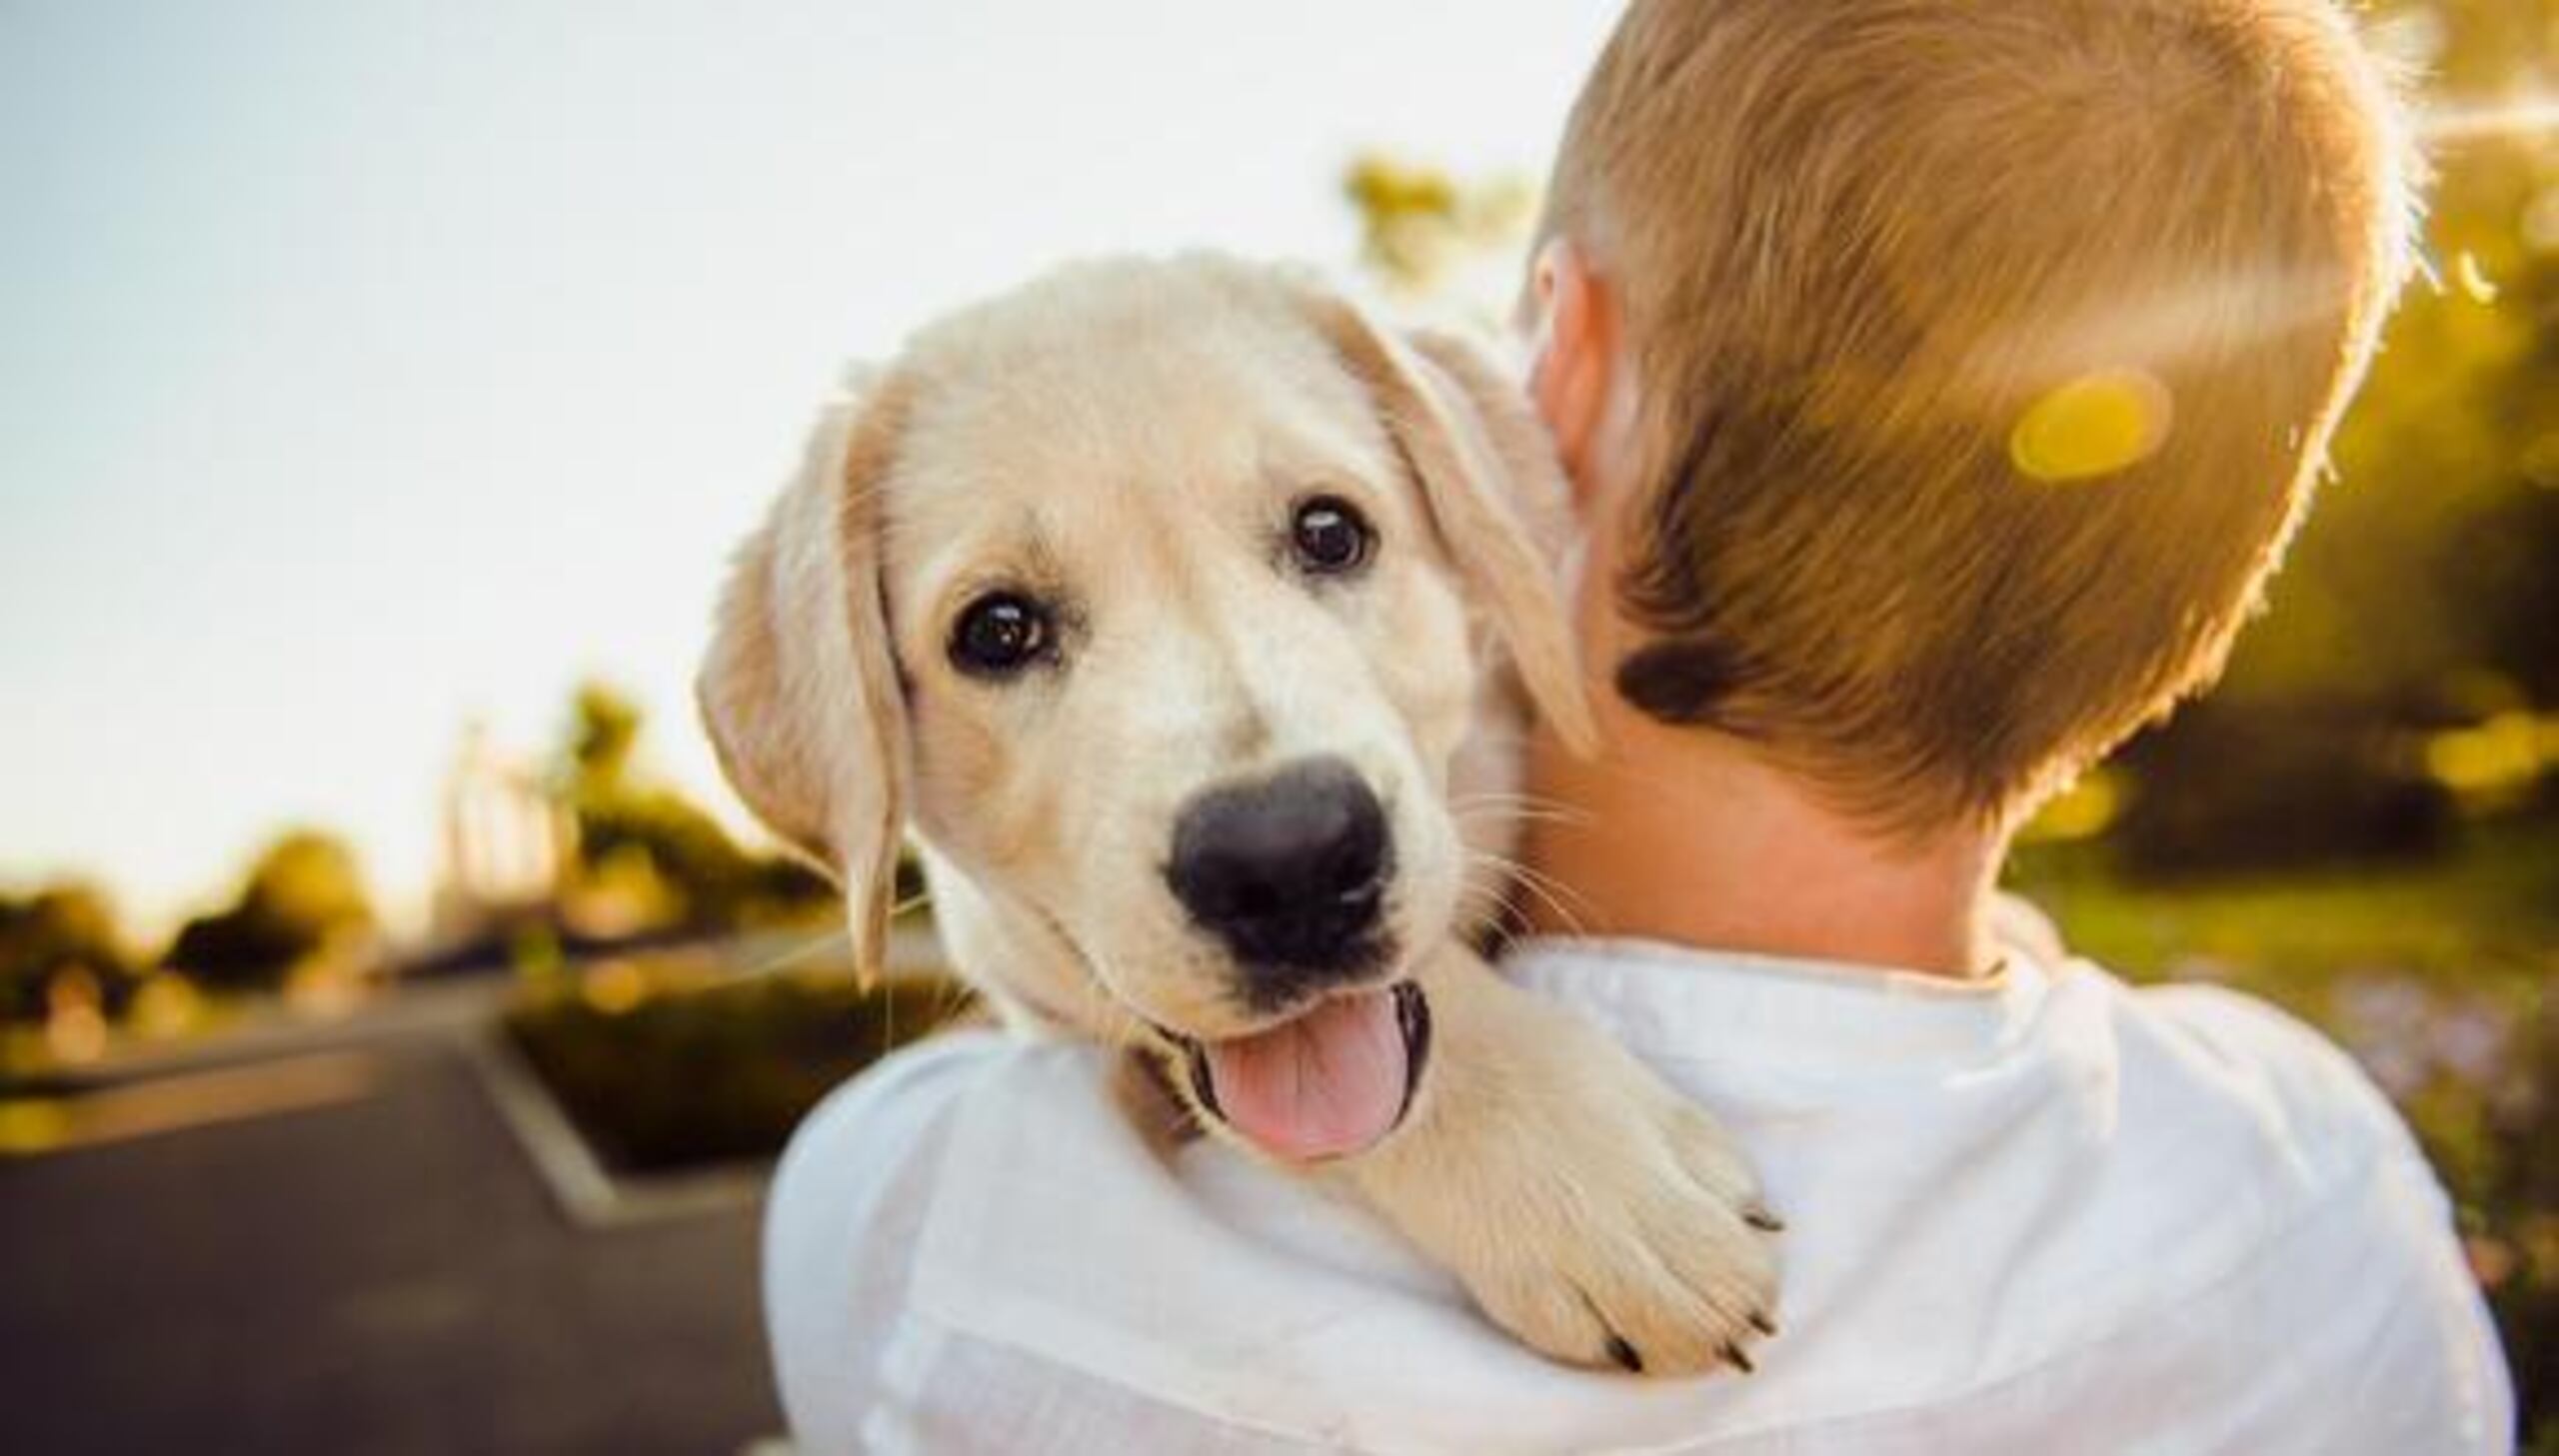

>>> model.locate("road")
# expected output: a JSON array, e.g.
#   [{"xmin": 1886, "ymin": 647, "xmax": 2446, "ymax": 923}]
[{"xmin": 0, "ymin": 1026, "xmax": 784, "ymax": 1454}]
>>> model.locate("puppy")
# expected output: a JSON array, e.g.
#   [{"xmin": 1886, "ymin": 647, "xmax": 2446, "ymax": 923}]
[{"xmin": 701, "ymin": 254, "xmax": 1778, "ymax": 1374}]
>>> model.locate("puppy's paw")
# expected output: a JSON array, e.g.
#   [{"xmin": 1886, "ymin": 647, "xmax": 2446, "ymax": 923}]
[
  {"xmin": 1343, "ymin": 959, "xmax": 1781, "ymax": 1377},
  {"xmin": 1456, "ymin": 1091, "xmax": 1781, "ymax": 1377}
]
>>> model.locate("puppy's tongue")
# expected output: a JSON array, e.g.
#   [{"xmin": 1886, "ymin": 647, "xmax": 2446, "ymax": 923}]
[{"xmin": 1202, "ymin": 989, "xmax": 1407, "ymax": 1162}]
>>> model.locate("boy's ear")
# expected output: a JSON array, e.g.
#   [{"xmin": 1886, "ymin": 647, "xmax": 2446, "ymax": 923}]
[
  {"xmin": 697, "ymin": 377, "xmax": 914, "ymax": 978},
  {"xmin": 1292, "ymin": 284, "xmax": 1599, "ymax": 754},
  {"xmin": 1525, "ymin": 239, "xmax": 1618, "ymax": 494}
]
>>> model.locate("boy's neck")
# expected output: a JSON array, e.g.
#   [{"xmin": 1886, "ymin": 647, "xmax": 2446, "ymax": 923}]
[{"xmin": 1517, "ymin": 710, "xmax": 2007, "ymax": 979}]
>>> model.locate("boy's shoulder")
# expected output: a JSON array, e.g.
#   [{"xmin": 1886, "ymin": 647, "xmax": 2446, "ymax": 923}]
[
  {"xmin": 2110, "ymin": 972, "xmax": 2431, "ymax": 1182},
  {"xmin": 761, "ymin": 1028, "xmax": 1139, "ymax": 1447},
  {"xmin": 766, "ymin": 1027, "xmax": 1109, "ymax": 1265}
]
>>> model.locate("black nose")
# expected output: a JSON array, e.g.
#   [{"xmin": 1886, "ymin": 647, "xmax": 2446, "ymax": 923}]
[{"xmin": 1166, "ymin": 757, "xmax": 1392, "ymax": 994}]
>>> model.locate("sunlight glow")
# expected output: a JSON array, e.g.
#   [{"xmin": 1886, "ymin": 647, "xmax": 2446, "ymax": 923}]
[
  {"xmin": 2525, "ymin": 189, "xmax": 2559, "ymax": 255},
  {"xmin": 1973, "ymin": 265, "xmax": 2346, "ymax": 396},
  {"xmin": 0, "ymin": 0, "xmax": 1620, "ymax": 934}
]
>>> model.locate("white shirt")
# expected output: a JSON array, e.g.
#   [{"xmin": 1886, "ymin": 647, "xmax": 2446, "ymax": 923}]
[{"xmin": 764, "ymin": 932, "xmax": 2514, "ymax": 1454}]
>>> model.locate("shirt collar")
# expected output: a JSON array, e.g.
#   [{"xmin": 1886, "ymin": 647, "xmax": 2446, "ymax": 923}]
[{"xmin": 1500, "ymin": 932, "xmax": 2056, "ymax": 1074}]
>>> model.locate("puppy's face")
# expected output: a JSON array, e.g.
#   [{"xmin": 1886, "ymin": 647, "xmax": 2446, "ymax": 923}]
[
  {"xmin": 703, "ymin": 257, "xmax": 1588, "ymax": 1160},
  {"xmin": 890, "ymin": 272, "xmax": 1478, "ymax": 1050}
]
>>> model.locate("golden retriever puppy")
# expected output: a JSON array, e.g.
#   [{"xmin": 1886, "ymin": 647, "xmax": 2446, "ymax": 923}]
[{"xmin": 700, "ymin": 254, "xmax": 1778, "ymax": 1374}]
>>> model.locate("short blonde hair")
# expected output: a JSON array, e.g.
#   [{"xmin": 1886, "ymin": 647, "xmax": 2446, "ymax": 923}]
[{"xmin": 1542, "ymin": 0, "xmax": 2419, "ymax": 830}]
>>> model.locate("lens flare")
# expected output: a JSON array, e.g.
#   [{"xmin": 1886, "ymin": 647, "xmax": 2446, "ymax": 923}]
[
  {"xmin": 2420, "ymin": 97, "xmax": 2559, "ymax": 146},
  {"xmin": 2008, "ymin": 369, "xmax": 2173, "ymax": 484}
]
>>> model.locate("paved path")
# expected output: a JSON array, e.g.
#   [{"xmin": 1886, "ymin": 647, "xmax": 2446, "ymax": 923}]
[{"xmin": 1, "ymin": 1031, "xmax": 784, "ymax": 1454}]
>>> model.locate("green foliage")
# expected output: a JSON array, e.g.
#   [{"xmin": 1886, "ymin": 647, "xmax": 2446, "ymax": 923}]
[
  {"xmin": 162, "ymin": 830, "xmax": 374, "ymax": 991},
  {"xmin": 2113, "ymin": 699, "xmax": 2456, "ymax": 873},
  {"xmin": 569, "ymin": 680, "xmax": 644, "ymax": 786},
  {"xmin": 557, "ymin": 681, "xmax": 835, "ymax": 934},
  {"xmin": 2118, "ymin": 0, "xmax": 2559, "ymax": 866},
  {"xmin": 0, "ymin": 883, "xmax": 134, "ymax": 1024}
]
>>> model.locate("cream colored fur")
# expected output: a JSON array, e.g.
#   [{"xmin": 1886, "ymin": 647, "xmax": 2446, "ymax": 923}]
[{"xmin": 700, "ymin": 255, "xmax": 1777, "ymax": 1374}]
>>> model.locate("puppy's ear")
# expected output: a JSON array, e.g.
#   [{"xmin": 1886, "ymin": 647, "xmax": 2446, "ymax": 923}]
[
  {"xmin": 698, "ymin": 378, "xmax": 914, "ymax": 979},
  {"xmin": 1297, "ymin": 288, "xmax": 1599, "ymax": 753}
]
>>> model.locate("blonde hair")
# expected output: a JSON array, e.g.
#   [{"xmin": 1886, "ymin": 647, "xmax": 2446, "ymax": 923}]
[{"xmin": 1541, "ymin": 0, "xmax": 2420, "ymax": 830}]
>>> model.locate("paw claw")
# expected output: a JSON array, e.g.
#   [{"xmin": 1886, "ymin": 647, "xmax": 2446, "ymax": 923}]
[
  {"xmin": 1605, "ymin": 1335, "xmax": 1643, "ymax": 1373},
  {"xmin": 1724, "ymin": 1342, "xmax": 1755, "ymax": 1374},
  {"xmin": 1744, "ymin": 1205, "xmax": 1786, "ymax": 1232}
]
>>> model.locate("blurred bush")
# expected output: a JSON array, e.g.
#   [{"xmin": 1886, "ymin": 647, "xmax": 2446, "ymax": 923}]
[
  {"xmin": 2112, "ymin": 698, "xmax": 2456, "ymax": 874},
  {"xmin": 0, "ymin": 883, "xmax": 137, "ymax": 1026},
  {"xmin": 505, "ymin": 962, "xmax": 968, "ymax": 1174}
]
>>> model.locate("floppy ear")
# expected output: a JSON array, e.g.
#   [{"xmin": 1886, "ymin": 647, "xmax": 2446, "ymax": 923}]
[
  {"xmin": 1295, "ymin": 288, "xmax": 1600, "ymax": 753},
  {"xmin": 698, "ymin": 378, "xmax": 914, "ymax": 978}
]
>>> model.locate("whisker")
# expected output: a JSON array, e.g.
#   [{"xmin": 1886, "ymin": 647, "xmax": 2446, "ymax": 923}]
[
  {"xmin": 930, "ymin": 973, "xmax": 976, "ymax": 1028},
  {"xmin": 1445, "ymin": 790, "xmax": 1599, "ymax": 829},
  {"xmin": 1063, "ymin": 953, "xmax": 1143, "ymax": 1045},
  {"xmin": 739, "ymin": 926, "xmax": 851, "ymax": 979},
  {"xmin": 1465, "ymin": 846, "xmax": 1598, "ymax": 939},
  {"xmin": 1504, "ymin": 870, "xmax": 1590, "ymax": 939},
  {"xmin": 1450, "ymin": 803, "xmax": 1589, "ymax": 829}
]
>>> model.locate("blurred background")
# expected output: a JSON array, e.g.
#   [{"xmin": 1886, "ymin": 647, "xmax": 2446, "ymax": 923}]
[{"xmin": 2, "ymin": 1, "xmax": 2552, "ymax": 1451}]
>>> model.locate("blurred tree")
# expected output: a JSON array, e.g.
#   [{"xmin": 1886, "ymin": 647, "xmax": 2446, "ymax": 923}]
[
  {"xmin": 2231, "ymin": 8, "xmax": 2555, "ymax": 700},
  {"xmin": 1342, "ymin": 152, "xmax": 1536, "ymax": 305},
  {"xmin": 557, "ymin": 682, "xmax": 834, "ymax": 935},
  {"xmin": 163, "ymin": 831, "xmax": 375, "ymax": 991},
  {"xmin": 570, "ymin": 681, "xmax": 644, "ymax": 787},
  {"xmin": 2116, "ymin": 0, "xmax": 2559, "ymax": 868},
  {"xmin": 0, "ymin": 882, "xmax": 136, "ymax": 1024}
]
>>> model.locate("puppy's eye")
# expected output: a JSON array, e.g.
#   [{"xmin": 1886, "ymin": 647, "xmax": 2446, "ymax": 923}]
[
  {"xmin": 1289, "ymin": 496, "xmax": 1372, "ymax": 577},
  {"xmin": 949, "ymin": 593, "xmax": 1052, "ymax": 678}
]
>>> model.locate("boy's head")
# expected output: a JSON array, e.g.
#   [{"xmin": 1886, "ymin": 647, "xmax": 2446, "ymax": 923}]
[{"xmin": 1528, "ymin": 0, "xmax": 2418, "ymax": 834}]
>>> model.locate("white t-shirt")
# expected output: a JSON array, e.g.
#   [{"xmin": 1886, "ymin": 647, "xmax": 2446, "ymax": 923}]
[{"xmin": 764, "ymin": 933, "xmax": 2514, "ymax": 1454}]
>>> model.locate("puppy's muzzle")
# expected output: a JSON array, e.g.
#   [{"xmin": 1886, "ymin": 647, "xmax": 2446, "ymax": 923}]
[{"xmin": 1165, "ymin": 755, "xmax": 1393, "ymax": 1007}]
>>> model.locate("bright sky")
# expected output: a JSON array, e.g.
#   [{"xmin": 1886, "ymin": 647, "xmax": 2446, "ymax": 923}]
[{"xmin": 0, "ymin": 0, "xmax": 1620, "ymax": 937}]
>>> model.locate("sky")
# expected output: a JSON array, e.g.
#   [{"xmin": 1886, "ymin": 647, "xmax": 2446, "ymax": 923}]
[{"xmin": 0, "ymin": 0, "xmax": 1622, "ymax": 936}]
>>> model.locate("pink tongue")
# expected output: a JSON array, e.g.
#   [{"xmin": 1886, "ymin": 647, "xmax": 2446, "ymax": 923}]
[{"xmin": 1202, "ymin": 989, "xmax": 1408, "ymax": 1162}]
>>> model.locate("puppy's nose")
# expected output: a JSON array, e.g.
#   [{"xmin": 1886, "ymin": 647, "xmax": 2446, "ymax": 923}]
[{"xmin": 1167, "ymin": 756, "xmax": 1390, "ymax": 985}]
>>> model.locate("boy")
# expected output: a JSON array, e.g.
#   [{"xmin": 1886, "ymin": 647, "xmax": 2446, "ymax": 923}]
[{"xmin": 766, "ymin": 1, "xmax": 2513, "ymax": 1448}]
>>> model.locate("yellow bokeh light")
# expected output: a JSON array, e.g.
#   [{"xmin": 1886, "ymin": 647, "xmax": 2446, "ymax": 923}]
[
  {"xmin": 2009, "ymin": 369, "xmax": 2173, "ymax": 485},
  {"xmin": 582, "ymin": 958, "xmax": 650, "ymax": 1016},
  {"xmin": 2424, "ymin": 712, "xmax": 2555, "ymax": 797},
  {"xmin": 2453, "ymin": 251, "xmax": 2500, "ymax": 305},
  {"xmin": 127, "ymin": 973, "xmax": 206, "ymax": 1041},
  {"xmin": 0, "ymin": 1100, "xmax": 70, "ymax": 1157},
  {"xmin": 2020, "ymin": 769, "xmax": 2127, "ymax": 843}
]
